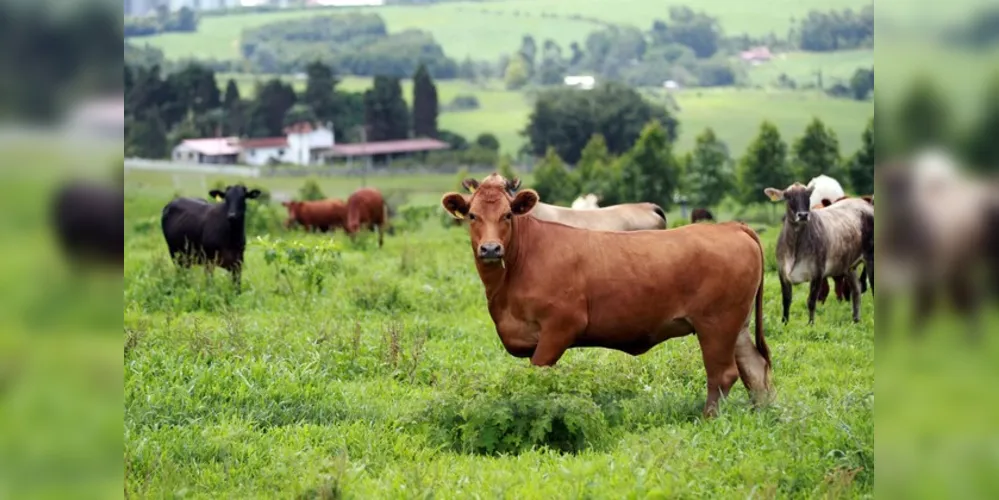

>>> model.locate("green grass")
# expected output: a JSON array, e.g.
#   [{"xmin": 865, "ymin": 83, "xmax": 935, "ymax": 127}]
[
  {"xmin": 124, "ymin": 171, "xmax": 873, "ymax": 497},
  {"xmin": 143, "ymin": 4, "xmax": 599, "ymax": 63},
  {"xmin": 745, "ymin": 49, "xmax": 874, "ymax": 88}
]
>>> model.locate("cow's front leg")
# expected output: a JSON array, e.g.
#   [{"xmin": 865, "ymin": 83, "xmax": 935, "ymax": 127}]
[{"xmin": 530, "ymin": 314, "xmax": 583, "ymax": 367}]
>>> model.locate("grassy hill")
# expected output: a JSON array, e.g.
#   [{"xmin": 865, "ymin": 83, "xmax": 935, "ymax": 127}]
[{"xmin": 142, "ymin": 0, "xmax": 874, "ymax": 63}]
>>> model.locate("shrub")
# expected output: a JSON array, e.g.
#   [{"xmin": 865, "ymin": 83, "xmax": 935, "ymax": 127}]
[
  {"xmin": 257, "ymin": 236, "xmax": 343, "ymax": 298},
  {"xmin": 415, "ymin": 365, "xmax": 650, "ymax": 455},
  {"xmin": 446, "ymin": 94, "xmax": 481, "ymax": 111},
  {"xmin": 298, "ymin": 179, "xmax": 326, "ymax": 201}
]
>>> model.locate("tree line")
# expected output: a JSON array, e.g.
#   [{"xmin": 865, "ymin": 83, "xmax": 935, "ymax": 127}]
[
  {"xmin": 124, "ymin": 59, "xmax": 504, "ymax": 166},
  {"xmin": 524, "ymin": 71, "xmax": 999, "ymax": 213},
  {"xmin": 528, "ymin": 115, "xmax": 874, "ymax": 214},
  {"xmin": 484, "ymin": 5, "xmax": 874, "ymax": 92},
  {"xmin": 125, "ymin": 6, "xmax": 198, "ymax": 37},
  {"xmin": 239, "ymin": 13, "xmax": 458, "ymax": 78}
]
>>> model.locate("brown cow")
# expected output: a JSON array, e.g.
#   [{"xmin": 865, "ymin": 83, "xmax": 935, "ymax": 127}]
[
  {"xmin": 442, "ymin": 174, "xmax": 773, "ymax": 417},
  {"xmin": 282, "ymin": 199, "xmax": 348, "ymax": 233},
  {"xmin": 345, "ymin": 187, "xmax": 389, "ymax": 248},
  {"xmin": 463, "ymin": 178, "xmax": 666, "ymax": 231}
]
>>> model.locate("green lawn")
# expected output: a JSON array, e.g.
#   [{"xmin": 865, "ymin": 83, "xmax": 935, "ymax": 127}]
[{"xmin": 124, "ymin": 171, "xmax": 873, "ymax": 497}]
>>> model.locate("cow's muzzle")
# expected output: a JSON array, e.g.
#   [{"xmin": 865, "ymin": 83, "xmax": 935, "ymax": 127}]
[{"xmin": 478, "ymin": 242, "xmax": 504, "ymax": 262}]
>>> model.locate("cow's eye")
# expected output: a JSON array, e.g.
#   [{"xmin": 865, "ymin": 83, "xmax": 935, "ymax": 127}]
[
  {"xmin": 504, "ymin": 212, "xmax": 513, "ymax": 220},
  {"xmin": 468, "ymin": 213, "xmax": 476, "ymax": 221}
]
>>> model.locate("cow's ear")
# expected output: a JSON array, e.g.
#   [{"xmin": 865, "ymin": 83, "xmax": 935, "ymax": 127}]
[
  {"xmin": 441, "ymin": 192, "xmax": 470, "ymax": 219},
  {"xmin": 247, "ymin": 189, "xmax": 261, "ymax": 199},
  {"xmin": 510, "ymin": 189, "xmax": 539, "ymax": 216},
  {"xmin": 764, "ymin": 188, "xmax": 784, "ymax": 202},
  {"xmin": 806, "ymin": 186, "xmax": 815, "ymax": 197},
  {"xmin": 461, "ymin": 179, "xmax": 479, "ymax": 193},
  {"xmin": 209, "ymin": 190, "xmax": 225, "ymax": 201}
]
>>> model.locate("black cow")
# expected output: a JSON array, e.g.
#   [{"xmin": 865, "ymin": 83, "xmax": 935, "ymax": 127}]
[
  {"xmin": 161, "ymin": 185, "xmax": 261, "ymax": 289},
  {"xmin": 50, "ymin": 180, "xmax": 123, "ymax": 270}
]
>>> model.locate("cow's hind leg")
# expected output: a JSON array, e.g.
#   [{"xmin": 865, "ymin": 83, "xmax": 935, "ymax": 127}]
[
  {"xmin": 734, "ymin": 317, "xmax": 773, "ymax": 408},
  {"xmin": 847, "ymin": 268, "xmax": 862, "ymax": 323},
  {"xmin": 693, "ymin": 317, "xmax": 741, "ymax": 418}
]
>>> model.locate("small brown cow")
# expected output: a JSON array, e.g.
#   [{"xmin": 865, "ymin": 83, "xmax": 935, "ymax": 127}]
[
  {"xmin": 345, "ymin": 187, "xmax": 389, "ymax": 248},
  {"xmin": 282, "ymin": 199, "xmax": 348, "ymax": 233},
  {"xmin": 766, "ymin": 183, "xmax": 874, "ymax": 324},
  {"xmin": 442, "ymin": 174, "xmax": 773, "ymax": 417},
  {"xmin": 463, "ymin": 178, "xmax": 666, "ymax": 231}
]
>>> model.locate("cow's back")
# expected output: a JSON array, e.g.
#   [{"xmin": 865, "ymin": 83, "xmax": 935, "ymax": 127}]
[
  {"xmin": 162, "ymin": 197, "xmax": 214, "ymax": 248},
  {"xmin": 530, "ymin": 203, "xmax": 665, "ymax": 231},
  {"xmin": 810, "ymin": 198, "xmax": 872, "ymax": 274}
]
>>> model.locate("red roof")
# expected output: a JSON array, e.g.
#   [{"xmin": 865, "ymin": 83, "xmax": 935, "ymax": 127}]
[
  {"xmin": 328, "ymin": 138, "xmax": 450, "ymax": 157},
  {"xmin": 240, "ymin": 137, "xmax": 288, "ymax": 149}
]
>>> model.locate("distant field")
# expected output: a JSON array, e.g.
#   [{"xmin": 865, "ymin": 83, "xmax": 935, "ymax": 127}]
[
  {"xmin": 221, "ymin": 74, "xmax": 870, "ymax": 157},
  {"xmin": 482, "ymin": 0, "xmax": 870, "ymax": 37},
  {"xmin": 143, "ymin": 4, "xmax": 599, "ymax": 63},
  {"xmin": 745, "ymin": 50, "xmax": 873, "ymax": 88}
]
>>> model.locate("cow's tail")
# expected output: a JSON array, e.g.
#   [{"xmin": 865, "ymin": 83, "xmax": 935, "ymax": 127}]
[{"xmin": 738, "ymin": 224, "xmax": 772, "ymax": 372}]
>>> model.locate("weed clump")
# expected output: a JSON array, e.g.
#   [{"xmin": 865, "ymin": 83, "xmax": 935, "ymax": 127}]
[{"xmin": 419, "ymin": 365, "xmax": 628, "ymax": 455}]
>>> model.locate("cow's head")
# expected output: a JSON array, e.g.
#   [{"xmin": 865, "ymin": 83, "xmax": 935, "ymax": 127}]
[
  {"xmin": 281, "ymin": 200, "xmax": 302, "ymax": 227},
  {"xmin": 443, "ymin": 173, "xmax": 538, "ymax": 264},
  {"xmin": 209, "ymin": 185, "xmax": 261, "ymax": 221},
  {"xmin": 765, "ymin": 183, "xmax": 814, "ymax": 226}
]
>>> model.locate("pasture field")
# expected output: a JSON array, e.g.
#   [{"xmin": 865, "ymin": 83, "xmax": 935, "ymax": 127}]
[
  {"xmin": 221, "ymin": 73, "xmax": 872, "ymax": 156},
  {"xmin": 124, "ymin": 172, "xmax": 873, "ymax": 497},
  {"xmin": 744, "ymin": 50, "xmax": 874, "ymax": 88},
  {"xmin": 142, "ymin": 4, "xmax": 598, "ymax": 63}
]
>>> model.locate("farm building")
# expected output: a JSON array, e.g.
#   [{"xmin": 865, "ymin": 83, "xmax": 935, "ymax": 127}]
[{"xmin": 324, "ymin": 138, "xmax": 451, "ymax": 167}]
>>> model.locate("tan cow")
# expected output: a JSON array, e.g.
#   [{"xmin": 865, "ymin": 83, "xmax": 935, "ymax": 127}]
[
  {"xmin": 443, "ymin": 174, "xmax": 773, "ymax": 417},
  {"xmin": 463, "ymin": 178, "xmax": 666, "ymax": 231}
]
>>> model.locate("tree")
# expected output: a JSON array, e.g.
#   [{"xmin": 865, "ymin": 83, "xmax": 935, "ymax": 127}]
[
  {"xmin": 504, "ymin": 55, "xmax": 530, "ymax": 90},
  {"xmin": 175, "ymin": 6, "xmax": 198, "ymax": 32},
  {"xmin": 846, "ymin": 116, "xmax": 875, "ymax": 195},
  {"xmin": 523, "ymin": 82, "xmax": 678, "ymax": 164},
  {"xmin": 538, "ymin": 39, "xmax": 567, "ymax": 85},
  {"xmin": 896, "ymin": 76, "xmax": 952, "ymax": 152},
  {"xmin": 167, "ymin": 63, "xmax": 221, "ymax": 116},
  {"xmin": 850, "ymin": 67, "xmax": 874, "ymax": 100},
  {"xmin": 574, "ymin": 134, "xmax": 623, "ymax": 204},
  {"xmin": 519, "ymin": 35, "xmax": 538, "ymax": 77},
  {"xmin": 683, "ymin": 128, "xmax": 733, "ymax": 208},
  {"xmin": 475, "ymin": 133, "xmax": 500, "ymax": 151},
  {"xmin": 963, "ymin": 73, "xmax": 999, "ymax": 172},
  {"xmin": 531, "ymin": 147, "xmax": 578, "ymax": 205},
  {"xmin": 303, "ymin": 61, "xmax": 339, "ymax": 124},
  {"xmin": 412, "ymin": 64, "xmax": 439, "ymax": 138},
  {"xmin": 125, "ymin": 111, "xmax": 168, "ymax": 159},
  {"xmin": 248, "ymin": 79, "xmax": 297, "ymax": 137},
  {"xmin": 223, "ymin": 79, "xmax": 241, "ymax": 110},
  {"xmin": 284, "ymin": 104, "xmax": 317, "ymax": 126},
  {"xmin": 793, "ymin": 117, "xmax": 841, "ymax": 180},
  {"xmin": 497, "ymin": 154, "xmax": 517, "ymax": 180},
  {"xmin": 364, "ymin": 76, "xmax": 409, "ymax": 141},
  {"xmin": 737, "ymin": 121, "xmax": 793, "ymax": 205},
  {"xmin": 618, "ymin": 120, "xmax": 680, "ymax": 209},
  {"xmin": 659, "ymin": 6, "xmax": 723, "ymax": 58}
]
